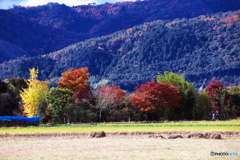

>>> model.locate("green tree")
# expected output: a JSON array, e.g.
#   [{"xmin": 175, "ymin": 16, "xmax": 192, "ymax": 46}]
[
  {"xmin": 193, "ymin": 91, "xmax": 211, "ymax": 120},
  {"xmin": 157, "ymin": 71, "xmax": 196, "ymax": 120},
  {"xmin": 0, "ymin": 79, "xmax": 8, "ymax": 93},
  {"xmin": 37, "ymin": 99, "xmax": 51, "ymax": 123},
  {"xmin": 7, "ymin": 78, "xmax": 28, "ymax": 97},
  {"xmin": 46, "ymin": 88, "xmax": 96, "ymax": 123},
  {"xmin": 0, "ymin": 79, "xmax": 19, "ymax": 116},
  {"xmin": 7, "ymin": 78, "xmax": 28, "ymax": 116},
  {"xmin": 227, "ymin": 86, "xmax": 240, "ymax": 118},
  {"xmin": 46, "ymin": 88, "xmax": 74, "ymax": 123}
]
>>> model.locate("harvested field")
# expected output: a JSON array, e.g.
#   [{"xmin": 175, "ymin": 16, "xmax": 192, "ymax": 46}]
[
  {"xmin": 0, "ymin": 135, "xmax": 239, "ymax": 160},
  {"xmin": 1, "ymin": 121, "xmax": 239, "ymax": 159},
  {"xmin": 0, "ymin": 130, "xmax": 240, "ymax": 139}
]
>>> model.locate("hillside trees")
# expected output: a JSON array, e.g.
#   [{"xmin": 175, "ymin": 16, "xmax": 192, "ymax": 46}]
[
  {"xmin": 129, "ymin": 81, "xmax": 181, "ymax": 120},
  {"xmin": 20, "ymin": 68, "xmax": 49, "ymax": 117},
  {"xmin": 0, "ymin": 10, "xmax": 239, "ymax": 89}
]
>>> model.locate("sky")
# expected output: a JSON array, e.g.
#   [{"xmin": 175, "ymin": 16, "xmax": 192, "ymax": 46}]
[{"xmin": 0, "ymin": 0, "xmax": 135, "ymax": 9}]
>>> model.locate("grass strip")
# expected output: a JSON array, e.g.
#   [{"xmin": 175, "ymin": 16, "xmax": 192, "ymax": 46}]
[
  {"xmin": 1, "ymin": 127, "xmax": 240, "ymax": 133},
  {"xmin": 1, "ymin": 126, "xmax": 240, "ymax": 133},
  {"xmin": 41, "ymin": 122, "xmax": 240, "ymax": 128},
  {"xmin": 1, "ymin": 121, "xmax": 239, "ymax": 133}
]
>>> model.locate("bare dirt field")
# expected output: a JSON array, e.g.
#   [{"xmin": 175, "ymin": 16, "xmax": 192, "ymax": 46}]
[{"xmin": 0, "ymin": 135, "xmax": 239, "ymax": 160}]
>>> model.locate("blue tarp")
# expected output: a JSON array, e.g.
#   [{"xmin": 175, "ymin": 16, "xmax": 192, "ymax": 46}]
[{"xmin": 0, "ymin": 116, "xmax": 40, "ymax": 122}]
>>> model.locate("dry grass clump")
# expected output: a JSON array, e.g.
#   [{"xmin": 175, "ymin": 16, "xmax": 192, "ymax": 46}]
[{"xmin": 0, "ymin": 131, "xmax": 89, "ymax": 137}]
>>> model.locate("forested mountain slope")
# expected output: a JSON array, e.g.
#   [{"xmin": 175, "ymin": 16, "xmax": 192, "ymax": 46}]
[
  {"xmin": 1, "ymin": 0, "xmax": 239, "ymax": 62},
  {"xmin": 0, "ymin": 10, "xmax": 82, "ymax": 61},
  {"xmin": 0, "ymin": 39, "xmax": 29, "ymax": 62},
  {"xmin": 0, "ymin": 10, "xmax": 239, "ymax": 90}
]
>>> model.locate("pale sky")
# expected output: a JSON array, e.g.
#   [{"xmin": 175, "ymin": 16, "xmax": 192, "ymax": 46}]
[{"xmin": 0, "ymin": 0, "xmax": 135, "ymax": 9}]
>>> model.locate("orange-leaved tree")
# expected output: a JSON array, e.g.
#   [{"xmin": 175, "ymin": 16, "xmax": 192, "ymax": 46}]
[
  {"xmin": 57, "ymin": 67, "xmax": 91, "ymax": 100},
  {"xmin": 129, "ymin": 81, "xmax": 181, "ymax": 112}
]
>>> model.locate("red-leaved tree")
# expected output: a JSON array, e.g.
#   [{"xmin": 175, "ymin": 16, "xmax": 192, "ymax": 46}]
[
  {"xmin": 129, "ymin": 81, "xmax": 181, "ymax": 112},
  {"xmin": 206, "ymin": 79, "xmax": 229, "ymax": 115}
]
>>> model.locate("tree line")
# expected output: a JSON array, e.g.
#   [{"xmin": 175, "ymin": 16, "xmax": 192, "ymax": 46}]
[{"xmin": 0, "ymin": 67, "xmax": 239, "ymax": 124}]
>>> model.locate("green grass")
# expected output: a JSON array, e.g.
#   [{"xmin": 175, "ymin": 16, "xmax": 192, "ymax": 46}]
[
  {"xmin": 1, "ymin": 121, "xmax": 240, "ymax": 133},
  {"xmin": 1, "ymin": 126, "xmax": 240, "ymax": 133}
]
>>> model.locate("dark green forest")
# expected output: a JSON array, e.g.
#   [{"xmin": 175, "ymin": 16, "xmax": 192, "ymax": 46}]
[{"xmin": 0, "ymin": 10, "xmax": 239, "ymax": 90}]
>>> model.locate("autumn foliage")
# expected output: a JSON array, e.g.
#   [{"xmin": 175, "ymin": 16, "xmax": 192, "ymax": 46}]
[
  {"xmin": 95, "ymin": 84, "xmax": 126, "ymax": 121},
  {"xmin": 206, "ymin": 79, "xmax": 229, "ymax": 109},
  {"xmin": 57, "ymin": 67, "xmax": 91, "ymax": 100},
  {"xmin": 129, "ymin": 81, "xmax": 181, "ymax": 112},
  {"xmin": 97, "ymin": 84, "xmax": 125, "ymax": 104},
  {"xmin": 20, "ymin": 68, "xmax": 49, "ymax": 117},
  {"xmin": 3, "ymin": 66, "xmax": 239, "ymax": 123}
]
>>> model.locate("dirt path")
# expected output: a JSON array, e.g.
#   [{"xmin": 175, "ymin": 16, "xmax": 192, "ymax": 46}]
[{"xmin": 0, "ymin": 136, "xmax": 239, "ymax": 160}]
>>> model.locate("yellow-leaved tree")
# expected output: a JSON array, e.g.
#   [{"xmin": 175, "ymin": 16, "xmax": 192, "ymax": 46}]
[{"xmin": 20, "ymin": 68, "xmax": 49, "ymax": 117}]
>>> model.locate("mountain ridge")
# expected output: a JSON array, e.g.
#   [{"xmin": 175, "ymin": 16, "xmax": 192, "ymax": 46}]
[
  {"xmin": 1, "ymin": 0, "xmax": 239, "ymax": 62},
  {"xmin": 1, "ymin": 10, "xmax": 239, "ymax": 90}
]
